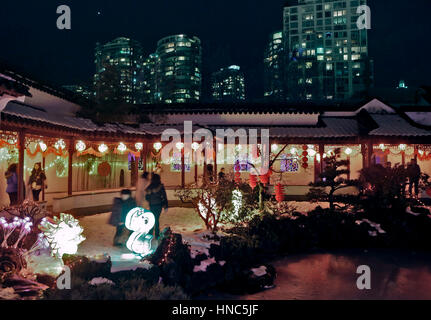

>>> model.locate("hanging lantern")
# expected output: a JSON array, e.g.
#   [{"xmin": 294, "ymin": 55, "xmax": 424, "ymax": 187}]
[
  {"xmin": 39, "ymin": 141, "xmax": 47, "ymax": 152},
  {"xmin": 302, "ymin": 145, "xmax": 308, "ymax": 151},
  {"xmin": 345, "ymin": 147, "xmax": 353, "ymax": 155},
  {"xmin": 176, "ymin": 142, "xmax": 184, "ymax": 150},
  {"xmin": 75, "ymin": 140, "xmax": 86, "ymax": 152},
  {"xmin": 153, "ymin": 142, "xmax": 163, "ymax": 152},
  {"xmin": 399, "ymin": 144, "xmax": 407, "ymax": 151},
  {"xmin": 302, "ymin": 150, "xmax": 309, "ymax": 157},
  {"xmin": 54, "ymin": 139, "xmax": 66, "ymax": 151},
  {"xmin": 302, "ymin": 162, "xmax": 309, "ymax": 169},
  {"xmin": 290, "ymin": 147, "xmax": 297, "ymax": 155},
  {"xmin": 117, "ymin": 142, "xmax": 127, "ymax": 153},
  {"xmin": 249, "ymin": 174, "xmax": 257, "ymax": 190},
  {"xmin": 98, "ymin": 143, "xmax": 108, "ymax": 154},
  {"xmin": 135, "ymin": 142, "xmax": 144, "ymax": 151},
  {"xmin": 275, "ymin": 183, "xmax": 284, "ymax": 203},
  {"xmin": 308, "ymin": 149, "xmax": 316, "ymax": 157},
  {"xmin": 271, "ymin": 144, "xmax": 279, "ymax": 153},
  {"xmin": 379, "ymin": 144, "xmax": 386, "ymax": 151},
  {"xmin": 191, "ymin": 142, "xmax": 200, "ymax": 151}
]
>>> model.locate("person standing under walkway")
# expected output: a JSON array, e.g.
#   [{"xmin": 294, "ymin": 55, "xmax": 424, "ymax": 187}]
[
  {"xmin": 5, "ymin": 163, "xmax": 18, "ymax": 206},
  {"xmin": 28, "ymin": 162, "xmax": 46, "ymax": 202},
  {"xmin": 145, "ymin": 174, "xmax": 168, "ymax": 240},
  {"xmin": 407, "ymin": 159, "xmax": 421, "ymax": 197}
]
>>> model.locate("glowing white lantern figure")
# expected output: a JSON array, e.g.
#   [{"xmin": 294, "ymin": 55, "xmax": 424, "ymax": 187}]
[
  {"xmin": 117, "ymin": 142, "xmax": 127, "ymax": 153},
  {"xmin": 39, "ymin": 141, "xmax": 47, "ymax": 152},
  {"xmin": 135, "ymin": 142, "xmax": 144, "ymax": 151},
  {"xmin": 176, "ymin": 142, "xmax": 184, "ymax": 150},
  {"xmin": 345, "ymin": 147, "xmax": 353, "ymax": 155},
  {"xmin": 308, "ymin": 149, "xmax": 317, "ymax": 157},
  {"xmin": 54, "ymin": 139, "xmax": 66, "ymax": 150},
  {"xmin": 153, "ymin": 142, "xmax": 163, "ymax": 151},
  {"xmin": 76, "ymin": 140, "xmax": 86, "ymax": 152},
  {"xmin": 125, "ymin": 207, "xmax": 156, "ymax": 257},
  {"xmin": 98, "ymin": 143, "xmax": 108, "ymax": 153},
  {"xmin": 191, "ymin": 142, "xmax": 200, "ymax": 151},
  {"xmin": 39, "ymin": 213, "xmax": 85, "ymax": 259}
]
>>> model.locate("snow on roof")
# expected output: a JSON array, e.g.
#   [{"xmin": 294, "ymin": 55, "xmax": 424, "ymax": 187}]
[{"xmin": 369, "ymin": 114, "xmax": 431, "ymax": 137}]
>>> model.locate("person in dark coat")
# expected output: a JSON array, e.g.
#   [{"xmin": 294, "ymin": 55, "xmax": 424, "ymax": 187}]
[
  {"xmin": 145, "ymin": 174, "xmax": 168, "ymax": 240},
  {"xmin": 109, "ymin": 189, "xmax": 137, "ymax": 246},
  {"xmin": 28, "ymin": 162, "xmax": 46, "ymax": 202},
  {"xmin": 407, "ymin": 159, "xmax": 421, "ymax": 196},
  {"xmin": 5, "ymin": 163, "xmax": 18, "ymax": 206}
]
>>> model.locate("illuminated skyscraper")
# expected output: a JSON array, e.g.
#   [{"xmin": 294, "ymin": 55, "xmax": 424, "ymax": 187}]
[
  {"xmin": 264, "ymin": 31, "xmax": 285, "ymax": 101},
  {"xmin": 283, "ymin": 0, "xmax": 373, "ymax": 101},
  {"xmin": 155, "ymin": 34, "xmax": 202, "ymax": 103},
  {"xmin": 142, "ymin": 53, "xmax": 158, "ymax": 104},
  {"xmin": 211, "ymin": 65, "xmax": 246, "ymax": 102},
  {"xmin": 94, "ymin": 37, "xmax": 144, "ymax": 104}
]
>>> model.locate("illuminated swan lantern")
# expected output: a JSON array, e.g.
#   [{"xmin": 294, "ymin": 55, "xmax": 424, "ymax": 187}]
[{"xmin": 125, "ymin": 207, "xmax": 156, "ymax": 257}]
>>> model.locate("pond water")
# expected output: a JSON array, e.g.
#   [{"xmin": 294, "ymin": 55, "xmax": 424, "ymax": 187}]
[{"xmin": 211, "ymin": 249, "xmax": 431, "ymax": 300}]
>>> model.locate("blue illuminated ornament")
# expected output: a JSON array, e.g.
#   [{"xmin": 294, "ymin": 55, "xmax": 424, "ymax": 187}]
[{"xmin": 125, "ymin": 207, "xmax": 156, "ymax": 257}]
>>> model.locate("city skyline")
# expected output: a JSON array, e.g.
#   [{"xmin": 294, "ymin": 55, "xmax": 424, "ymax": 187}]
[{"xmin": 0, "ymin": 0, "xmax": 430, "ymax": 102}]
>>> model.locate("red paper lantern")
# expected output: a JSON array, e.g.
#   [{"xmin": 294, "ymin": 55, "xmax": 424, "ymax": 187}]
[
  {"xmin": 302, "ymin": 145, "xmax": 308, "ymax": 151},
  {"xmin": 249, "ymin": 174, "xmax": 257, "ymax": 190},
  {"xmin": 303, "ymin": 157, "xmax": 309, "ymax": 162},
  {"xmin": 98, "ymin": 161, "xmax": 111, "ymax": 177},
  {"xmin": 302, "ymin": 163, "xmax": 309, "ymax": 169},
  {"xmin": 275, "ymin": 183, "xmax": 284, "ymax": 203}
]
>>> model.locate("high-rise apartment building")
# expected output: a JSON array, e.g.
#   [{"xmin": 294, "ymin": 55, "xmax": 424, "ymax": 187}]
[
  {"xmin": 94, "ymin": 37, "xmax": 144, "ymax": 104},
  {"xmin": 211, "ymin": 65, "xmax": 246, "ymax": 102},
  {"xmin": 155, "ymin": 34, "xmax": 202, "ymax": 103},
  {"xmin": 283, "ymin": 0, "xmax": 373, "ymax": 101},
  {"xmin": 142, "ymin": 53, "xmax": 159, "ymax": 104},
  {"xmin": 264, "ymin": 31, "xmax": 285, "ymax": 101}
]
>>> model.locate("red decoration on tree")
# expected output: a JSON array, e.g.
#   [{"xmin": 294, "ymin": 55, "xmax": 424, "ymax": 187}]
[
  {"xmin": 260, "ymin": 174, "xmax": 269, "ymax": 186},
  {"xmin": 275, "ymin": 183, "xmax": 284, "ymax": 203},
  {"xmin": 249, "ymin": 174, "xmax": 257, "ymax": 190},
  {"xmin": 234, "ymin": 171, "xmax": 241, "ymax": 184},
  {"xmin": 98, "ymin": 161, "xmax": 111, "ymax": 177}
]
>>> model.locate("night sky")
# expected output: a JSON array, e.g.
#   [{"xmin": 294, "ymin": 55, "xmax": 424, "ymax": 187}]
[{"xmin": 0, "ymin": 0, "xmax": 430, "ymax": 101}]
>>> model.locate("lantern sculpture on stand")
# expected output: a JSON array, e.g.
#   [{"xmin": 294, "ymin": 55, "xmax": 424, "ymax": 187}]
[{"xmin": 275, "ymin": 183, "xmax": 284, "ymax": 203}]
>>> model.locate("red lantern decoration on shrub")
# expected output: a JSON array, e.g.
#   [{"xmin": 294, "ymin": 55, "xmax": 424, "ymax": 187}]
[
  {"xmin": 249, "ymin": 174, "xmax": 257, "ymax": 190},
  {"xmin": 234, "ymin": 171, "xmax": 241, "ymax": 184},
  {"xmin": 260, "ymin": 174, "xmax": 269, "ymax": 186},
  {"xmin": 275, "ymin": 183, "xmax": 284, "ymax": 203}
]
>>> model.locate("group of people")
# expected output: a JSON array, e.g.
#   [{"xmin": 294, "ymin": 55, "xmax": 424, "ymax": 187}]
[
  {"xmin": 4, "ymin": 162, "xmax": 47, "ymax": 206},
  {"xmin": 109, "ymin": 172, "xmax": 168, "ymax": 246},
  {"xmin": 384, "ymin": 158, "xmax": 422, "ymax": 196}
]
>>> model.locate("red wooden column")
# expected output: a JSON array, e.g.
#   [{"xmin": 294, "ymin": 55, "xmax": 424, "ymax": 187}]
[
  {"xmin": 67, "ymin": 139, "xmax": 74, "ymax": 196},
  {"xmin": 361, "ymin": 143, "xmax": 367, "ymax": 168},
  {"xmin": 17, "ymin": 130, "xmax": 26, "ymax": 203},
  {"xmin": 181, "ymin": 146, "xmax": 185, "ymax": 188},
  {"xmin": 367, "ymin": 142, "xmax": 374, "ymax": 167}
]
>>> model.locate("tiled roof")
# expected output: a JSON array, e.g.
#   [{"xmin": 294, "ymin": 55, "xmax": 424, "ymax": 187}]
[
  {"xmin": 369, "ymin": 114, "xmax": 431, "ymax": 137},
  {"xmin": 139, "ymin": 117, "xmax": 359, "ymax": 139}
]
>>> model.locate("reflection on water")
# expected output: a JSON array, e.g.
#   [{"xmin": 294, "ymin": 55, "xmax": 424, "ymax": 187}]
[{"xmin": 223, "ymin": 250, "xmax": 431, "ymax": 300}]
